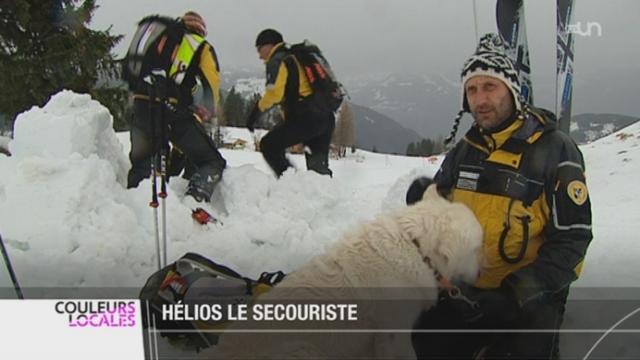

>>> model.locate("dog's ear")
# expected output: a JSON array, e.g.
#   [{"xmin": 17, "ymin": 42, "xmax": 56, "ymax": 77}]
[
  {"xmin": 422, "ymin": 184, "xmax": 443, "ymax": 202},
  {"xmin": 434, "ymin": 236, "xmax": 453, "ymax": 266}
]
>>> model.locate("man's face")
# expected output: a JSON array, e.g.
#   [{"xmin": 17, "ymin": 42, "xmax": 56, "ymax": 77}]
[
  {"xmin": 257, "ymin": 44, "xmax": 274, "ymax": 62},
  {"xmin": 465, "ymin": 75, "xmax": 515, "ymax": 131}
]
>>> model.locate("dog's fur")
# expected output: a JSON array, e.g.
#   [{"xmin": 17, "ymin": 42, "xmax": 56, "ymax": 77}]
[{"xmin": 212, "ymin": 185, "xmax": 483, "ymax": 359}]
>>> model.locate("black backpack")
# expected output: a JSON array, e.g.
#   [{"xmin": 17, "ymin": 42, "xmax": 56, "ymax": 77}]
[
  {"xmin": 289, "ymin": 40, "xmax": 346, "ymax": 112},
  {"xmin": 121, "ymin": 15, "xmax": 187, "ymax": 91},
  {"xmin": 139, "ymin": 252, "xmax": 285, "ymax": 351}
]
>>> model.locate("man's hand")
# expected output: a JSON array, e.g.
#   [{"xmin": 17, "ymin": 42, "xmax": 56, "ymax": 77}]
[
  {"xmin": 191, "ymin": 105, "xmax": 213, "ymax": 123},
  {"xmin": 246, "ymin": 103, "xmax": 261, "ymax": 132},
  {"xmin": 445, "ymin": 283, "xmax": 520, "ymax": 327}
]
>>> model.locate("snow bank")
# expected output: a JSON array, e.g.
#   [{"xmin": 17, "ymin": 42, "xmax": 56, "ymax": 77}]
[
  {"xmin": 9, "ymin": 90, "xmax": 129, "ymax": 184},
  {"xmin": 0, "ymin": 91, "xmax": 149, "ymax": 287},
  {"xmin": 0, "ymin": 91, "xmax": 431, "ymax": 290}
]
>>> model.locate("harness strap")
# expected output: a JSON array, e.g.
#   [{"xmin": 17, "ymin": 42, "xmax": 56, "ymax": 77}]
[
  {"xmin": 411, "ymin": 239, "xmax": 455, "ymax": 291},
  {"xmin": 133, "ymin": 93, "xmax": 180, "ymax": 105},
  {"xmin": 411, "ymin": 239, "xmax": 481, "ymax": 310}
]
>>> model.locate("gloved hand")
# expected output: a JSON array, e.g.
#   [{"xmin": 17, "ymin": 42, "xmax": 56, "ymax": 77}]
[
  {"xmin": 246, "ymin": 103, "xmax": 261, "ymax": 132},
  {"xmin": 191, "ymin": 105, "xmax": 213, "ymax": 123},
  {"xmin": 444, "ymin": 282, "xmax": 520, "ymax": 327},
  {"xmin": 406, "ymin": 177, "xmax": 434, "ymax": 205}
]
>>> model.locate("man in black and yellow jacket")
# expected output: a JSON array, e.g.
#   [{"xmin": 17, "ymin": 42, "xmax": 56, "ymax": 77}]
[
  {"xmin": 246, "ymin": 29, "xmax": 336, "ymax": 177},
  {"xmin": 409, "ymin": 34, "xmax": 592, "ymax": 359},
  {"xmin": 127, "ymin": 12, "xmax": 226, "ymax": 203}
]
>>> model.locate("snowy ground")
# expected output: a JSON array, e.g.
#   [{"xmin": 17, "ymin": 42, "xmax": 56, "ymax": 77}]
[{"xmin": 0, "ymin": 91, "xmax": 437, "ymax": 290}]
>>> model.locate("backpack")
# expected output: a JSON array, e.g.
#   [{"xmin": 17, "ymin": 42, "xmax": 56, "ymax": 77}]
[
  {"xmin": 139, "ymin": 252, "xmax": 285, "ymax": 351},
  {"xmin": 122, "ymin": 15, "xmax": 205, "ymax": 91},
  {"xmin": 289, "ymin": 40, "xmax": 346, "ymax": 112}
]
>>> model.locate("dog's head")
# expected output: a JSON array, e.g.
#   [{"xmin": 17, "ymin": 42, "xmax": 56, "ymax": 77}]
[{"xmin": 405, "ymin": 185, "xmax": 483, "ymax": 284}]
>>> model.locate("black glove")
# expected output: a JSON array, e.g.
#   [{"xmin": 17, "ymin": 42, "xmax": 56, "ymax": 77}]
[
  {"xmin": 246, "ymin": 103, "xmax": 261, "ymax": 132},
  {"xmin": 445, "ymin": 283, "xmax": 520, "ymax": 327},
  {"xmin": 406, "ymin": 177, "xmax": 434, "ymax": 205}
]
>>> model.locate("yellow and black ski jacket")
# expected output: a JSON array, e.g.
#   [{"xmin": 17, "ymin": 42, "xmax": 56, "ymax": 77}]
[
  {"xmin": 258, "ymin": 43, "xmax": 313, "ymax": 114},
  {"xmin": 435, "ymin": 107, "xmax": 592, "ymax": 306},
  {"xmin": 134, "ymin": 37, "xmax": 221, "ymax": 121}
]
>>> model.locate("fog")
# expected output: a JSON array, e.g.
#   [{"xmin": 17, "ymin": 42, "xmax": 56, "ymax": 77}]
[{"xmin": 92, "ymin": 0, "xmax": 640, "ymax": 117}]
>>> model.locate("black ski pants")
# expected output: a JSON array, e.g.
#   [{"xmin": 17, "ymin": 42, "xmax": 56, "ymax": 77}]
[
  {"xmin": 412, "ymin": 288, "xmax": 568, "ymax": 359},
  {"xmin": 127, "ymin": 98, "xmax": 226, "ymax": 190},
  {"xmin": 259, "ymin": 97, "xmax": 335, "ymax": 177}
]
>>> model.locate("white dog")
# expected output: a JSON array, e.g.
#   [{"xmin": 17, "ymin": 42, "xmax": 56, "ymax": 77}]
[{"xmin": 211, "ymin": 185, "xmax": 483, "ymax": 359}]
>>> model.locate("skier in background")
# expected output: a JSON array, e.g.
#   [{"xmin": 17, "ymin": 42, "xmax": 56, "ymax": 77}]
[
  {"xmin": 126, "ymin": 11, "xmax": 226, "ymax": 203},
  {"xmin": 245, "ymin": 29, "xmax": 336, "ymax": 177}
]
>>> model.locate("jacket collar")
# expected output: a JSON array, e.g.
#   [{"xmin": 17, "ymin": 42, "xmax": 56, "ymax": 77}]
[
  {"xmin": 463, "ymin": 108, "xmax": 550, "ymax": 154},
  {"xmin": 264, "ymin": 42, "xmax": 286, "ymax": 63}
]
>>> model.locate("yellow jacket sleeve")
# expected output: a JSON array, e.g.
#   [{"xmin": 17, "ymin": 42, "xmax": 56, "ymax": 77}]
[
  {"xmin": 198, "ymin": 42, "xmax": 221, "ymax": 114},
  {"xmin": 258, "ymin": 62, "xmax": 288, "ymax": 112}
]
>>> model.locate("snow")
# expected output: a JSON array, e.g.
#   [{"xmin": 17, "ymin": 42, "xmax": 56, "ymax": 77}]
[
  {"xmin": 0, "ymin": 91, "xmax": 433, "ymax": 290},
  {"xmin": 233, "ymin": 78, "xmax": 265, "ymax": 98},
  {"xmin": 575, "ymin": 124, "xmax": 640, "ymax": 286},
  {"xmin": 9, "ymin": 91, "xmax": 130, "ymax": 184},
  {"xmin": 0, "ymin": 90, "xmax": 638, "ymax": 294}
]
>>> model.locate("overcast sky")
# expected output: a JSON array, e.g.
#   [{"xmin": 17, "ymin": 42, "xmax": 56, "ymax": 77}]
[{"xmin": 92, "ymin": 0, "xmax": 639, "ymax": 117}]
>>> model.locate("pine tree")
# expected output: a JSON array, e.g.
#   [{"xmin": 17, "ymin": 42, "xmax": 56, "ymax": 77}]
[
  {"xmin": 419, "ymin": 139, "xmax": 434, "ymax": 156},
  {"xmin": 406, "ymin": 137, "xmax": 444, "ymax": 157},
  {"xmin": 406, "ymin": 142, "xmax": 416, "ymax": 156},
  {"xmin": 244, "ymin": 93, "xmax": 262, "ymax": 127},
  {"xmin": 213, "ymin": 126, "xmax": 224, "ymax": 147},
  {"xmin": 434, "ymin": 135, "xmax": 445, "ymax": 154},
  {"xmin": 222, "ymin": 87, "xmax": 246, "ymax": 126},
  {"xmin": 0, "ymin": 0, "xmax": 124, "ymax": 128}
]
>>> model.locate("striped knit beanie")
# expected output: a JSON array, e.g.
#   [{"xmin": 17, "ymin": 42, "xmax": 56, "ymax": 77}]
[{"xmin": 445, "ymin": 33, "xmax": 524, "ymax": 146}]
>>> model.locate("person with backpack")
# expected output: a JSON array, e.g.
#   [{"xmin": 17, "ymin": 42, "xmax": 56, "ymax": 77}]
[
  {"xmin": 124, "ymin": 11, "xmax": 226, "ymax": 203},
  {"xmin": 407, "ymin": 34, "xmax": 592, "ymax": 359},
  {"xmin": 246, "ymin": 29, "xmax": 340, "ymax": 177}
]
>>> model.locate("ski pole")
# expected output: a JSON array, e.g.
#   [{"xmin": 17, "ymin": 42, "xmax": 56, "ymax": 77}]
[
  {"xmin": 0, "ymin": 233, "xmax": 24, "ymax": 299},
  {"xmin": 154, "ymin": 70, "xmax": 169, "ymax": 269},
  {"xmin": 145, "ymin": 75, "xmax": 162, "ymax": 271}
]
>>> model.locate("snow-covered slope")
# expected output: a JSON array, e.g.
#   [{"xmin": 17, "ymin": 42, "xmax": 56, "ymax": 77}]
[
  {"xmin": 570, "ymin": 113, "xmax": 639, "ymax": 144},
  {"xmin": 575, "ymin": 121, "xmax": 640, "ymax": 286},
  {"xmin": 0, "ymin": 91, "xmax": 637, "ymax": 293},
  {"xmin": 0, "ymin": 91, "xmax": 436, "ymax": 290}
]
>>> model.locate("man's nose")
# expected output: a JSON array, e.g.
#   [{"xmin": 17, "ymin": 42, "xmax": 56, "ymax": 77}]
[{"xmin": 474, "ymin": 90, "xmax": 490, "ymax": 106}]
